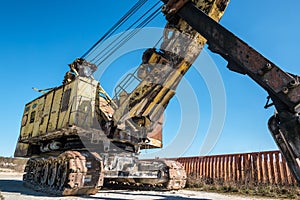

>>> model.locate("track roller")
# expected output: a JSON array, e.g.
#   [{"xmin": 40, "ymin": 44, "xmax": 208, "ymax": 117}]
[{"xmin": 23, "ymin": 151, "xmax": 104, "ymax": 196}]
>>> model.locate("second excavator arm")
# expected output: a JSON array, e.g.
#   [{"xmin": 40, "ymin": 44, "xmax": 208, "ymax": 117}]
[{"xmin": 162, "ymin": 0, "xmax": 300, "ymax": 184}]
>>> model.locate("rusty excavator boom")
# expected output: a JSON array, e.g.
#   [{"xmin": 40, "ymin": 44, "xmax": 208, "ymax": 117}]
[{"xmin": 162, "ymin": 0, "xmax": 300, "ymax": 184}]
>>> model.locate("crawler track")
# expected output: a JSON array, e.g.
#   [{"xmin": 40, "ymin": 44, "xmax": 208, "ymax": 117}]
[
  {"xmin": 23, "ymin": 152, "xmax": 186, "ymax": 195},
  {"xmin": 162, "ymin": 160, "xmax": 187, "ymax": 190},
  {"xmin": 23, "ymin": 150, "xmax": 103, "ymax": 195},
  {"xmin": 104, "ymin": 160, "xmax": 186, "ymax": 191}
]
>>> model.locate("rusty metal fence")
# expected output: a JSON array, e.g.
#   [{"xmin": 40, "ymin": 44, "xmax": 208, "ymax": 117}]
[{"xmin": 171, "ymin": 150, "xmax": 297, "ymax": 186}]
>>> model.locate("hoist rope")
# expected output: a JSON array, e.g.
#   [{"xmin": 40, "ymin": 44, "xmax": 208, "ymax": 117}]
[
  {"xmin": 95, "ymin": 7, "xmax": 161, "ymax": 66},
  {"xmin": 90, "ymin": 1, "xmax": 161, "ymax": 65},
  {"xmin": 81, "ymin": 0, "xmax": 148, "ymax": 59}
]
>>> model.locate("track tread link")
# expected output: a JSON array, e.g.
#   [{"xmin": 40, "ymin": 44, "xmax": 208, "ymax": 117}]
[
  {"xmin": 23, "ymin": 150, "xmax": 103, "ymax": 196},
  {"xmin": 103, "ymin": 159, "xmax": 187, "ymax": 190},
  {"xmin": 162, "ymin": 160, "xmax": 187, "ymax": 190}
]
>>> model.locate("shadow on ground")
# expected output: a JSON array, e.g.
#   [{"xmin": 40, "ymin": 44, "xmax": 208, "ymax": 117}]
[
  {"xmin": 0, "ymin": 180, "xmax": 211, "ymax": 200},
  {"xmin": 91, "ymin": 190, "xmax": 211, "ymax": 200},
  {"xmin": 0, "ymin": 179, "xmax": 52, "ymax": 197}
]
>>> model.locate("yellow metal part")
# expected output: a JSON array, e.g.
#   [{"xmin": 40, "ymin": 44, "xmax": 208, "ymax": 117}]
[
  {"xmin": 15, "ymin": 77, "xmax": 100, "ymax": 157},
  {"xmin": 32, "ymin": 97, "xmax": 45, "ymax": 137},
  {"xmin": 47, "ymin": 87, "xmax": 63, "ymax": 132},
  {"xmin": 68, "ymin": 78, "xmax": 98, "ymax": 127},
  {"xmin": 39, "ymin": 91, "xmax": 54, "ymax": 134},
  {"xmin": 113, "ymin": 0, "xmax": 229, "ymax": 150},
  {"xmin": 21, "ymin": 98, "xmax": 40, "ymax": 139},
  {"xmin": 57, "ymin": 82, "xmax": 75, "ymax": 128}
]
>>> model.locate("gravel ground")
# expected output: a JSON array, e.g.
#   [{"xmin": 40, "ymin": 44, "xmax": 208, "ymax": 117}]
[{"xmin": 0, "ymin": 172, "xmax": 279, "ymax": 200}]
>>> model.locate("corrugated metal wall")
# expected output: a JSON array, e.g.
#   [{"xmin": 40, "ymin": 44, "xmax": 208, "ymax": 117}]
[{"xmin": 171, "ymin": 151, "xmax": 297, "ymax": 185}]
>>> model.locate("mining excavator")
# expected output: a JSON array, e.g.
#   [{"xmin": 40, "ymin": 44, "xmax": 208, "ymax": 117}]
[{"xmin": 14, "ymin": 0, "xmax": 300, "ymax": 196}]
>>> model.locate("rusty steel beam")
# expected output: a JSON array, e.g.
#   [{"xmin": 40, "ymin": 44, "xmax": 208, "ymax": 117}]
[{"xmin": 166, "ymin": 1, "xmax": 300, "ymax": 113}]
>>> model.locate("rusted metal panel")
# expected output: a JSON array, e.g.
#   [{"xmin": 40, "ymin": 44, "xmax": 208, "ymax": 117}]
[
  {"xmin": 281, "ymin": 156, "xmax": 289, "ymax": 185},
  {"xmin": 71, "ymin": 78, "xmax": 98, "ymax": 128},
  {"xmin": 233, "ymin": 155, "xmax": 238, "ymax": 182},
  {"xmin": 269, "ymin": 153, "xmax": 276, "ymax": 184},
  {"xmin": 220, "ymin": 156, "xmax": 224, "ymax": 181},
  {"xmin": 205, "ymin": 157, "xmax": 210, "ymax": 180},
  {"xmin": 174, "ymin": 150, "xmax": 297, "ymax": 186},
  {"xmin": 199, "ymin": 157, "xmax": 204, "ymax": 178},
  {"xmin": 226, "ymin": 155, "xmax": 231, "ymax": 182},
  {"xmin": 32, "ymin": 97, "xmax": 45, "ymax": 137},
  {"xmin": 57, "ymin": 81, "xmax": 76, "ymax": 129},
  {"xmin": 223, "ymin": 156, "xmax": 227, "ymax": 182},
  {"xmin": 258, "ymin": 153, "xmax": 263, "ymax": 183},
  {"xmin": 252, "ymin": 153, "xmax": 258, "ymax": 184},
  {"xmin": 236, "ymin": 155, "xmax": 242, "ymax": 183},
  {"xmin": 274, "ymin": 152, "xmax": 282, "ymax": 184},
  {"xmin": 14, "ymin": 142, "xmax": 29, "ymax": 157},
  {"xmin": 22, "ymin": 98, "xmax": 40, "ymax": 139},
  {"xmin": 263, "ymin": 153, "xmax": 270, "ymax": 184},
  {"xmin": 216, "ymin": 156, "xmax": 220, "ymax": 180},
  {"xmin": 39, "ymin": 90, "xmax": 54, "ymax": 134},
  {"xmin": 47, "ymin": 87, "xmax": 63, "ymax": 132},
  {"xmin": 20, "ymin": 104, "xmax": 30, "ymax": 139}
]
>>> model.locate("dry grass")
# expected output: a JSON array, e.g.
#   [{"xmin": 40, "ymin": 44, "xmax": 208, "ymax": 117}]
[
  {"xmin": 0, "ymin": 156, "xmax": 27, "ymax": 173},
  {"xmin": 186, "ymin": 174, "xmax": 300, "ymax": 199},
  {"xmin": 0, "ymin": 157, "xmax": 27, "ymax": 200}
]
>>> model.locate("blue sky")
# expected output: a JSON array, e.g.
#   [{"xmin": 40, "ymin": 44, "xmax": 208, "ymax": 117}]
[{"xmin": 0, "ymin": 0, "xmax": 300, "ymax": 157}]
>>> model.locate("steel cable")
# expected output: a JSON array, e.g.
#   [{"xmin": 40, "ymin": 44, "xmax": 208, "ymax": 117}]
[
  {"xmin": 81, "ymin": 0, "xmax": 148, "ymax": 59},
  {"xmin": 92, "ymin": 3, "xmax": 162, "ymax": 66},
  {"xmin": 89, "ymin": 1, "xmax": 161, "ymax": 63}
]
